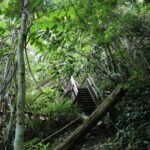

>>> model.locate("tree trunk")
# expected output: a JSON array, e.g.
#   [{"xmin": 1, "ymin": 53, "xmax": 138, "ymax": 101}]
[
  {"xmin": 14, "ymin": 0, "xmax": 28, "ymax": 150},
  {"xmin": 55, "ymin": 84, "xmax": 123, "ymax": 150}
]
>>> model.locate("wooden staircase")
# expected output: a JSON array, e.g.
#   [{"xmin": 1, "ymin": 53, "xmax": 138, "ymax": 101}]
[
  {"xmin": 76, "ymin": 88, "xmax": 96, "ymax": 115},
  {"xmin": 70, "ymin": 75, "xmax": 100, "ymax": 115}
]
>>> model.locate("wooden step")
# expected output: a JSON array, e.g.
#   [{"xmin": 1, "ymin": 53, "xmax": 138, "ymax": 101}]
[{"xmin": 73, "ymin": 87, "xmax": 97, "ymax": 114}]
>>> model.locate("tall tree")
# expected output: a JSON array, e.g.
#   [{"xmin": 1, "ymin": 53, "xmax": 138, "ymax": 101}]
[{"xmin": 14, "ymin": 0, "xmax": 28, "ymax": 149}]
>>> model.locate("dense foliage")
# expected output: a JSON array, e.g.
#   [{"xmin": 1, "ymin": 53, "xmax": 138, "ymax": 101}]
[{"xmin": 0, "ymin": 0, "xmax": 150, "ymax": 149}]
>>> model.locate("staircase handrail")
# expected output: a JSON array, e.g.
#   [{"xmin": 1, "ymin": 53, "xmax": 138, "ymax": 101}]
[
  {"xmin": 87, "ymin": 74, "xmax": 100, "ymax": 97},
  {"xmin": 86, "ymin": 75, "xmax": 99, "ymax": 105},
  {"xmin": 70, "ymin": 76, "xmax": 78, "ymax": 100}
]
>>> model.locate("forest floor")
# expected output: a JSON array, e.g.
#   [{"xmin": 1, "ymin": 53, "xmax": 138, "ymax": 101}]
[
  {"xmin": 73, "ymin": 125, "xmax": 110, "ymax": 150},
  {"xmin": 54, "ymin": 122, "xmax": 111, "ymax": 150}
]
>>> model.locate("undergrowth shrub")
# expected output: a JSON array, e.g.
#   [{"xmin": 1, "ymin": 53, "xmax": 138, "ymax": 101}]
[
  {"xmin": 25, "ymin": 100, "xmax": 79, "ymax": 136},
  {"xmin": 99, "ymin": 76, "xmax": 150, "ymax": 150},
  {"xmin": 25, "ymin": 85, "xmax": 79, "ymax": 148},
  {"xmin": 24, "ymin": 138, "xmax": 50, "ymax": 150}
]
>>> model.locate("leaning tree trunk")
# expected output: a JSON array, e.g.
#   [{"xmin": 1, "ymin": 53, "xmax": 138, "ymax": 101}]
[
  {"xmin": 55, "ymin": 84, "xmax": 123, "ymax": 150},
  {"xmin": 14, "ymin": 0, "xmax": 28, "ymax": 150}
]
